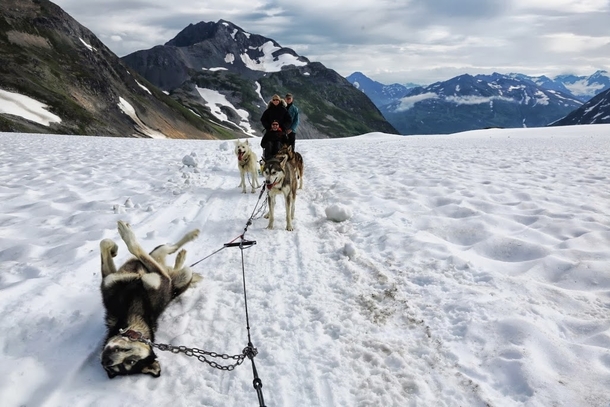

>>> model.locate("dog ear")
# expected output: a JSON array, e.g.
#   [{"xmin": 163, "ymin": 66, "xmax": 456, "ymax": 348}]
[
  {"xmin": 141, "ymin": 360, "xmax": 161, "ymax": 378},
  {"xmin": 279, "ymin": 154, "xmax": 288, "ymax": 167}
]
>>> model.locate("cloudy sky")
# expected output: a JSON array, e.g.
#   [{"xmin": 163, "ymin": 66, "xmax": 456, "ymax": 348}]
[{"xmin": 52, "ymin": 0, "xmax": 610, "ymax": 85}]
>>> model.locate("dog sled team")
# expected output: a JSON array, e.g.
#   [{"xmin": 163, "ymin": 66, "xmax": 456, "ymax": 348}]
[
  {"xmin": 235, "ymin": 93, "xmax": 303, "ymax": 231},
  {"xmin": 98, "ymin": 93, "xmax": 305, "ymax": 379}
]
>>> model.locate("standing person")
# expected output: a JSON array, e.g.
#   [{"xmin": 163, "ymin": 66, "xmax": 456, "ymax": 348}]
[
  {"xmin": 261, "ymin": 94, "xmax": 292, "ymax": 134},
  {"xmin": 261, "ymin": 120, "xmax": 289, "ymax": 160},
  {"xmin": 285, "ymin": 93, "xmax": 299, "ymax": 151}
]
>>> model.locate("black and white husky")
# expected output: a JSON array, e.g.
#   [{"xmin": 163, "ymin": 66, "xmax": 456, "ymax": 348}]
[
  {"xmin": 99, "ymin": 220, "xmax": 200, "ymax": 378},
  {"xmin": 262, "ymin": 154, "xmax": 297, "ymax": 231}
]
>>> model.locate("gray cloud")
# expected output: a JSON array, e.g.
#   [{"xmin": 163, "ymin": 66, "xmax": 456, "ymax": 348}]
[{"xmin": 52, "ymin": 0, "xmax": 610, "ymax": 85}]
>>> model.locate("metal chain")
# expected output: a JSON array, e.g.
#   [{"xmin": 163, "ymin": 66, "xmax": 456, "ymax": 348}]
[
  {"xmin": 121, "ymin": 329, "xmax": 255, "ymax": 371},
  {"xmin": 251, "ymin": 195, "xmax": 268, "ymax": 220},
  {"xmin": 152, "ymin": 342, "xmax": 251, "ymax": 371}
]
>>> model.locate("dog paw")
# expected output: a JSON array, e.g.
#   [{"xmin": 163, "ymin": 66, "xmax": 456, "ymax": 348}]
[
  {"xmin": 100, "ymin": 239, "xmax": 118, "ymax": 257},
  {"xmin": 117, "ymin": 220, "xmax": 134, "ymax": 241},
  {"xmin": 186, "ymin": 229, "xmax": 200, "ymax": 241},
  {"xmin": 263, "ymin": 212, "xmax": 269, "ymax": 219},
  {"xmin": 174, "ymin": 249, "xmax": 187, "ymax": 270},
  {"xmin": 117, "ymin": 221, "xmax": 139, "ymax": 252},
  {"xmin": 190, "ymin": 272, "xmax": 203, "ymax": 285},
  {"xmin": 286, "ymin": 225, "xmax": 294, "ymax": 231}
]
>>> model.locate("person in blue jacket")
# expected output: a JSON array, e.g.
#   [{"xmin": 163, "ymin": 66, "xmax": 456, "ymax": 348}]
[{"xmin": 285, "ymin": 93, "xmax": 299, "ymax": 151}]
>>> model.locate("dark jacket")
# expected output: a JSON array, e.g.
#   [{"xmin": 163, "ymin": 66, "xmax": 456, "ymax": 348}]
[
  {"xmin": 261, "ymin": 129, "xmax": 289, "ymax": 160},
  {"xmin": 260, "ymin": 100, "xmax": 292, "ymax": 132}
]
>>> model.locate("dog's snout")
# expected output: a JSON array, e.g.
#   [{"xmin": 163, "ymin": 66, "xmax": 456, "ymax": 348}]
[{"xmin": 102, "ymin": 354, "xmax": 113, "ymax": 366}]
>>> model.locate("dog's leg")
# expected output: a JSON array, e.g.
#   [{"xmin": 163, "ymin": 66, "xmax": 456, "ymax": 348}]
[
  {"xmin": 169, "ymin": 249, "xmax": 194, "ymax": 296},
  {"xmin": 299, "ymin": 167, "xmax": 304, "ymax": 189},
  {"xmin": 174, "ymin": 249, "xmax": 186, "ymax": 270},
  {"xmin": 117, "ymin": 221, "xmax": 171, "ymax": 280},
  {"xmin": 291, "ymin": 189, "xmax": 297, "ymax": 221},
  {"xmin": 149, "ymin": 229, "xmax": 200, "ymax": 264},
  {"xmin": 170, "ymin": 229, "xmax": 200, "ymax": 252},
  {"xmin": 266, "ymin": 194, "xmax": 275, "ymax": 229},
  {"xmin": 285, "ymin": 193, "xmax": 294, "ymax": 231},
  {"xmin": 250, "ymin": 166, "xmax": 261, "ymax": 191},
  {"xmin": 239, "ymin": 169, "xmax": 247, "ymax": 193},
  {"xmin": 100, "ymin": 239, "xmax": 118, "ymax": 277}
]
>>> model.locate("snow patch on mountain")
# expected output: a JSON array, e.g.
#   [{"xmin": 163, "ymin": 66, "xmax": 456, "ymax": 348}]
[
  {"xmin": 0, "ymin": 88, "xmax": 62, "ymax": 126},
  {"xmin": 241, "ymin": 41, "xmax": 306, "ymax": 73},
  {"xmin": 117, "ymin": 97, "xmax": 166, "ymax": 139},
  {"xmin": 195, "ymin": 87, "xmax": 256, "ymax": 136}
]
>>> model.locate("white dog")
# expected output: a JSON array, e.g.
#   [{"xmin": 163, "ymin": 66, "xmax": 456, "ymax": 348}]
[{"xmin": 235, "ymin": 139, "xmax": 261, "ymax": 193}]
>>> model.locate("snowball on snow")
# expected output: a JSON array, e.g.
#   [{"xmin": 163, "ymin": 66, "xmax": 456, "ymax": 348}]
[
  {"xmin": 325, "ymin": 203, "xmax": 353, "ymax": 222},
  {"xmin": 182, "ymin": 154, "xmax": 198, "ymax": 167},
  {"xmin": 343, "ymin": 243, "xmax": 358, "ymax": 260}
]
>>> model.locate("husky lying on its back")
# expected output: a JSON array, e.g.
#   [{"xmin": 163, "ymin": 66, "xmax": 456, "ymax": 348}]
[{"xmin": 99, "ymin": 220, "xmax": 200, "ymax": 378}]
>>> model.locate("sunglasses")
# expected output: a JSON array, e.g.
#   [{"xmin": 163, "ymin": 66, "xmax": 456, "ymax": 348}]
[{"xmin": 272, "ymin": 99, "xmax": 280, "ymax": 102}]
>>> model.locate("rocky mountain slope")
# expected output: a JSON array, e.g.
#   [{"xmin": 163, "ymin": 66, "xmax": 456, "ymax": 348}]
[
  {"xmin": 122, "ymin": 20, "xmax": 397, "ymax": 139},
  {"xmin": 0, "ymin": 0, "xmax": 254, "ymax": 139},
  {"xmin": 550, "ymin": 87, "xmax": 610, "ymax": 126}
]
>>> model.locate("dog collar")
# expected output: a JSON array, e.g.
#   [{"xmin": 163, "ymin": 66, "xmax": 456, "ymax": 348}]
[{"xmin": 119, "ymin": 328, "xmax": 149, "ymax": 343}]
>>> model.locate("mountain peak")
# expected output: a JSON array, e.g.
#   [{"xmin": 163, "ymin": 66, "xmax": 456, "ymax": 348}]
[{"xmin": 165, "ymin": 20, "xmax": 219, "ymax": 47}]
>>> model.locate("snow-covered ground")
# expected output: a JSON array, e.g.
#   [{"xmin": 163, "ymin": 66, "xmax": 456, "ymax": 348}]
[{"xmin": 1, "ymin": 125, "xmax": 610, "ymax": 407}]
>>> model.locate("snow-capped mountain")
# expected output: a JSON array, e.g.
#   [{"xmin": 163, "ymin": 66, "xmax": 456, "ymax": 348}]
[
  {"xmin": 346, "ymin": 72, "xmax": 418, "ymax": 106},
  {"xmin": 380, "ymin": 73, "xmax": 582, "ymax": 135},
  {"xmin": 509, "ymin": 74, "xmax": 575, "ymax": 97},
  {"xmin": 551, "ymin": 87, "xmax": 610, "ymax": 126},
  {"xmin": 0, "ymin": 0, "xmax": 228, "ymax": 139},
  {"xmin": 123, "ymin": 20, "xmax": 310, "ymax": 91},
  {"xmin": 0, "ymin": 1, "xmax": 396, "ymax": 139},
  {"xmin": 553, "ymin": 70, "xmax": 610, "ymax": 102},
  {"xmin": 509, "ymin": 71, "xmax": 610, "ymax": 103},
  {"xmin": 349, "ymin": 71, "xmax": 610, "ymax": 135},
  {"xmin": 121, "ymin": 21, "xmax": 397, "ymax": 139}
]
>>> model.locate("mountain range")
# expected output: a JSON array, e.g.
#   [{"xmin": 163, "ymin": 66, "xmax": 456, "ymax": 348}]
[
  {"xmin": 120, "ymin": 20, "xmax": 396, "ymax": 139},
  {"xmin": 0, "ymin": 0, "xmax": 233, "ymax": 139},
  {"xmin": 348, "ymin": 71, "xmax": 610, "ymax": 135},
  {"xmin": 0, "ymin": 0, "xmax": 395, "ymax": 139},
  {"xmin": 2, "ymin": 0, "xmax": 608, "ymax": 138}
]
